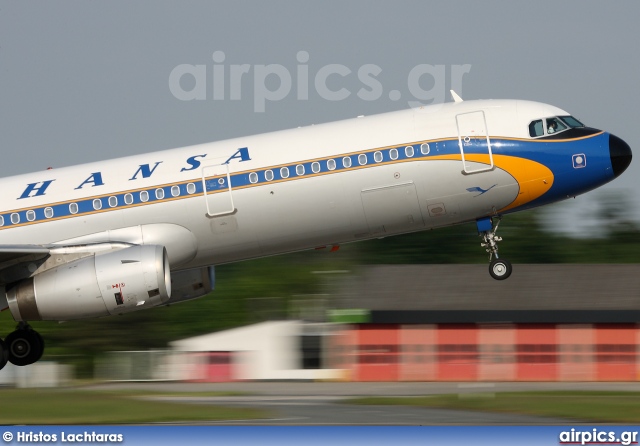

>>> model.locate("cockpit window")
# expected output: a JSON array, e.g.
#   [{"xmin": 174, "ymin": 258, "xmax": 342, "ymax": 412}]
[
  {"xmin": 529, "ymin": 115, "xmax": 584, "ymax": 138},
  {"xmin": 546, "ymin": 117, "xmax": 567, "ymax": 134},
  {"xmin": 559, "ymin": 115, "xmax": 584, "ymax": 128},
  {"xmin": 529, "ymin": 120, "xmax": 544, "ymax": 137}
]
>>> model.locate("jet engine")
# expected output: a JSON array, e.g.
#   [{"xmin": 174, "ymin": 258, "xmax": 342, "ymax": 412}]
[{"xmin": 6, "ymin": 245, "xmax": 171, "ymax": 321}]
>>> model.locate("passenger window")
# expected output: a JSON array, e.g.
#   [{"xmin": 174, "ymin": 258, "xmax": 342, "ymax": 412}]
[
  {"xmin": 529, "ymin": 120, "xmax": 544, "ymax": 137},
  {"xmin": 405, "ymin": 146, "xmax": 415, "ymax": 157},
  {"xmin": 265, "ymin": 170, "xmax": 274, "ymax": 181}
]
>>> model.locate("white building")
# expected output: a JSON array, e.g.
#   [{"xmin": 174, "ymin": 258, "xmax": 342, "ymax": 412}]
[{"xmin": 169, "ymin": 320, "xmax": 342, "ymax": 381}]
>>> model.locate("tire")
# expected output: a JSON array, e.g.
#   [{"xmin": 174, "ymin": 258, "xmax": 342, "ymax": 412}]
[
  {"xmin": 6, "ymin": 330, "xmax": 43, "ymax": 367},
  {"xmin": 489, "ymin": 258, "xmax": 512, "ymax": 280},
  {"xmin": 0, "ymin": 338, "xmax": 8, "ymax": 371}
]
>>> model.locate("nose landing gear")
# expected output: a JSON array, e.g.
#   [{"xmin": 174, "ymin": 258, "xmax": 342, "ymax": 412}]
[
  {"xmin": 0, "ymin": 322, "xmax": 45, "ymax": 370},
  {"xmin": 477, "ymin": 216, "xmax": 512, "ymax": 280}
]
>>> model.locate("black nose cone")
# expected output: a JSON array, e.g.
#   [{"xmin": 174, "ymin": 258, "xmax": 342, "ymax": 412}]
[{"xmin": 610, "ymin": 133, "xmax": 632, "ymax": 178}]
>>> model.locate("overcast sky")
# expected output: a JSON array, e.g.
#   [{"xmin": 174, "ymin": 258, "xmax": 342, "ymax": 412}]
[{"xmin": 1, "ymin": 1, "xmax": 639, "ymax": 232}]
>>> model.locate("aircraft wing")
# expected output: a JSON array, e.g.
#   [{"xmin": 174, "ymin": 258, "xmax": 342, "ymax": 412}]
[{"xmin": 0, "ymin": 245, "xmax": 51, "ymax": 263}]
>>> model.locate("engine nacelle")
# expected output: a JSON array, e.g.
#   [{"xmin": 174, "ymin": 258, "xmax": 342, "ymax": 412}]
[{"xmin": 6, "ymin": 245, "xmax": 171, "ymax": 321}]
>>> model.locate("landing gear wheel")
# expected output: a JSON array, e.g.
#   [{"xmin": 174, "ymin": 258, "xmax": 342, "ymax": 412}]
[
  {"xmin": 0, "ymin": 338, "xmax": 8, "ymax": 371},
  {"xmin": 5, "ymin": 329, "xmax": 43, "ymax": 367},
  {"xmin": 478, "ymin": 217, "xmax": 514, "ymax": 280},
  {"xmin": 489, "ymin": 258, "xmax": 512, "ymax": 281}
]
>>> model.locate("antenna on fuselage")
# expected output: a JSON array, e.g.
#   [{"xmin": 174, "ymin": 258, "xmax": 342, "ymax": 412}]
[{"xmin": 450, "ymin": 90, "xmax": 463, "ymax": 103}]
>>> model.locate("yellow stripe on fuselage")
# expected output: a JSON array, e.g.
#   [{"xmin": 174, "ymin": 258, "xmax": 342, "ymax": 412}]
[{"xmin": 429, "ymin": 154, "xmax": 554, "ymax": 212}]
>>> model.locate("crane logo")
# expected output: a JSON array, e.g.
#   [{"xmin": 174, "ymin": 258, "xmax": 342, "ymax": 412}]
[{"xmin": 466, "ymin": 184, "xmax": 497, "ymax": 197}]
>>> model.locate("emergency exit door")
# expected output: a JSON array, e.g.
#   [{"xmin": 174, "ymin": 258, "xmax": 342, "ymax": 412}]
[
  {"xmin": 456, "ymin": 110, "xmax": 494, "ymax": 174},
  {"xmin": 202, "ymin": 163, "xmax": 235, "ymax": 217}
]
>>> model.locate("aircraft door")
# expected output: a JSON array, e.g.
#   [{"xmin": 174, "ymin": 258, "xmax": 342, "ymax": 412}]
[
  {"xmin": 456, "ymin": 111, "xmax": 494, "ymax": 174},
  {"xmin": 202, "ymin": 163, "xmax": 236, "ymax": 217}
]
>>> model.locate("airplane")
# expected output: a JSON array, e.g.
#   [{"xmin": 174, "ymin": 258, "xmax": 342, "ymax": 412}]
[{"xmin": 0, "ymin": 92, "xmax": 632, "ymax": 370}]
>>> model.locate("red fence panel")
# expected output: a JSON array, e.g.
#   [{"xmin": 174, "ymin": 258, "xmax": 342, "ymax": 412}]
[
  {"xmin": 515, "ymin": 325, "xmax": 558, "ymax": 381},
  {"xmin": 594, "ymin": 325, "xmax": 638, "ymax": 381},
  {"xmin": 340, "ymin": 323, "xmax": 639, "ymax": 382},
  {"xmin": 478, "ymin": 325, "xmax": 516, "ymax": 381},
  {"xmin": 436, "ymin": 325, "xmax": 479, "ymax": 381},
  {"xmin": 557, "ymin": 325, "xmax": 595, "ymax": 381},
  {"xmin": 356, "ymin": 325, "xmax": 400, "ymax": 381},
  {"xmin": 399, "ymin": 325, "xmax": 437, "ymax": 381}
]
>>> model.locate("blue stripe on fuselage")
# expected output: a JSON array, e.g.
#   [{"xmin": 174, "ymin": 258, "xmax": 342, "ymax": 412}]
[{"xmin": 501, "ymin": 133, "xmax": 612, "ymax": 211}]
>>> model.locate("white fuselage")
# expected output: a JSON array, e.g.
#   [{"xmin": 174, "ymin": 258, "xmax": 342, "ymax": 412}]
[{"xmin": 0, "ymin": 99, "xmax": 605, "ymax": 270}]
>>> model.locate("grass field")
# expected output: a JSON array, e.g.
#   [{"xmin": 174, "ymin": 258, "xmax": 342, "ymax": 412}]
[
  {"xmin": 0, "ymin": 388, "xmax": 269, "ymax": 424},
  {"xmin": 5, "ymin": 388, "xmax": 640, "ymax": 424},
  {"xmin": 343, "ymin": 391, "xmax": 640, "ymax": 423}
]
